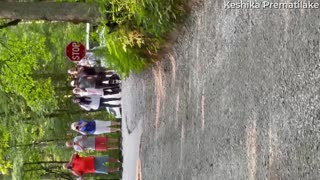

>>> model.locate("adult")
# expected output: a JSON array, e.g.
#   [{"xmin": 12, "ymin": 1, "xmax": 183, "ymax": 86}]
[
  {"xmin": 73, "ymin": 87, "xmax": 121, "ymax": 97},
  {"xmin": 71, "ymin": 120, "xmax": 120, "ymax": 135},
  {"xmin": 68, "ymin": 65, "xmax": 117, "ymax": 79},
  {"xmin": 65, "ymin": 135, "xmax": 119, "ymax": 152},
  {"xmin": 63, "ymin": 153, "xmax": 120, "ymax": 179},
  {"xmin": 72, "ymin": 96, "xmax": 121, "ymax": 111},
  {"xmin": 71, "ymin": 76, "xmax": 120, "ymax": 90}
]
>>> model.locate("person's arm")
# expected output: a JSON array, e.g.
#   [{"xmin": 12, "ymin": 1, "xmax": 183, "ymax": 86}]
[
  {"xmin": 70, "ymin": 170, "xmax": 82, "ymax": 177},
  {"xmin": 81, "ymin": 135, "xmax": 87, "ymax": 141},
  {"xmin": 68, "ymin": 153, "xmax": 78, "ymax": 163},
  {"xmin": 74, "ymin": 128, "xmax": 86, "ymax": 135},
  {"xmin": 74, "ymin": 142, "xmax": 86, "ymax": 152},
  {"xmin": 79, "ymin": 145, "xmax": 87, "ymax": 152},
  {"xmin": 80, "ymin": 104, "xmax": 91, "ymax": 111},
  {"xmin": 73, "ymin": 123, "xmax": 87, "ymax": 135},
  {"xmin": 76, "ymin": 177, "xmax": 84, "ymax": 180},
  {"xmin": 79, "ymin": 121, "xmax": 88, "ymax": 127}
]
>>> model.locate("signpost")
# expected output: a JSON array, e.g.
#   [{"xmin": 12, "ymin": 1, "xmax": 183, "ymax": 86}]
[{"xmin": 66, "ymin": 41, "xmax": 86, "ymax": 61}]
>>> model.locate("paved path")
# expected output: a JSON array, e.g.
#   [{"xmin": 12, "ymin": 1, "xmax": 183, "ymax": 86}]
[{"xmin": 122, "ymin": 0, "xmax": 320, "ymax": 179}]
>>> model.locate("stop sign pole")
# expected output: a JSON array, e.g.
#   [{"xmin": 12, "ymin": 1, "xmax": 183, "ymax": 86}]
[{"xmin": 66, "ymin": 41, "xmax": 86, "ymax": 61}]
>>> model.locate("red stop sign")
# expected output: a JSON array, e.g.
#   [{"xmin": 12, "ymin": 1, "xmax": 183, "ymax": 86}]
[{"xmin": 66, "ymin": 41, "xmax": 86, "ymax": 61}]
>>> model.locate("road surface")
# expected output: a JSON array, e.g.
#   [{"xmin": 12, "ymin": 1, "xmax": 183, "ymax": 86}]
[{"xmin": 122, "ymin": 0, "xmax": 320, "ymax": 179}]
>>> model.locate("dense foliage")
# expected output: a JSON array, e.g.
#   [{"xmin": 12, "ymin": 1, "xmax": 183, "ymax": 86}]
[{"xmin": 92, "ymin": 0, "xmax": 187, "ymax": 76}]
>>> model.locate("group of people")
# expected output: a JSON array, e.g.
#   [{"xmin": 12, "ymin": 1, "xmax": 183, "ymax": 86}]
[
  {"xmin": 63, "ymin": 54, "xmax": 123, "ymax": 180},
  {"xmin": 63, "ymin": 120, "xmax": 122, "ymax": 179},
  {"xmin": 69, "ymin": 54, "xmax": 122, "ymax": 111}
]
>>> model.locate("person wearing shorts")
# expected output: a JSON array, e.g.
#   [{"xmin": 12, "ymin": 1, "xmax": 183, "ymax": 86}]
[
  {"xmin": 63, "ymin": 154, "xmax": 120, "ymax": 179},
  {"xmin": 71, "ymin": 120, "xmax": 121, "ymax": 135},
  {"xmin": 65, "ymin": 135, "xmax": 119, "ymax": 152}
]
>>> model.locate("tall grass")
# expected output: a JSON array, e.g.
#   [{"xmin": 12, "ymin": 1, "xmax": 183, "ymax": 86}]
[{"xmin": 92, "ymin": 0, "xmax": 188, "ymax": 76}]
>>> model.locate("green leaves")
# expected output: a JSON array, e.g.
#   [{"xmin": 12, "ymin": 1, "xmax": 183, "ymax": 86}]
[{"xmin": 0, "ymin": 30, "xmax": 57, "ymax": 112}]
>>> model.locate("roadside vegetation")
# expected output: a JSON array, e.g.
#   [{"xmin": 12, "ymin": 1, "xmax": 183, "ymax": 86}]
[{"xmin": 90, "ymin": 0, "xmax": 188, "ymax": 76}]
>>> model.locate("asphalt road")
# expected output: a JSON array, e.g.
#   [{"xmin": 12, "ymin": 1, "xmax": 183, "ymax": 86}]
[{"xmin": 122, "ymin": 0, "xmax": 320, "ymax": 179}]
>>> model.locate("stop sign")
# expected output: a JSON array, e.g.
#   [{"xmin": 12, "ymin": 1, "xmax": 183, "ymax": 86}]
[{"xmin": 66, "ymin": 41, "xmax": 86, "ymax": 61}]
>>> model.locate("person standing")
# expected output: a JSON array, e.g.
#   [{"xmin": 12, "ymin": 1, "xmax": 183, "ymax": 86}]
[
  {"xmin": 73, "ymin": 87, "xmax": 121, "ymax": 97},
  {"xmin": 63, "ymin": 153, "xmax": 120, "ymax": 179},
  {"xmin": 65, "ymin": 135, "xmax": 119, "ymax": 152},
  {"xmin": 73, "ymin": 96, "xmax": 121, "ymax": 111},
  {"xmin": 71, "ymin": 120, "xmax": 121, "ymax": 135}
]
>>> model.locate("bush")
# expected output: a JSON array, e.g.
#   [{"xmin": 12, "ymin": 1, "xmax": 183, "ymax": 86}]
[{"xmin": 94, "ymin": 0, "xmax": 188, "ymax": 76}]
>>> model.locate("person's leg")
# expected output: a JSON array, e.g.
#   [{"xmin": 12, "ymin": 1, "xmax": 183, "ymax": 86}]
[
  {"xmin": 102, "ymin": 74, "xmax": 121, "ymax": 85},
  {"xmin": 110, "ymin": 121, "xmax": 121, "ymax": 126},
  {"xmin": 110, "ymin": 127, "xmax": 121, "ymax": 133},
  {"xmin": 103, "ymin": 103, "xmax": 121, "ymax": 108},
  {"xmin": 109, "ymin": 157, "xmax": 119, "ymax": 163},
  {"xmin": 99, "ymin": 99, "xmax": 121, "ymax": 109},
  {"xmin": 106, "ymin": 137, "xmax": 120, "ymax": 150},
  {"xmin": 103, "ymin": 88, "xmax": 121, "ymax": 95},
  {"xmin": 98, "ymin": 100, "xmax": 109, "ymax": 110},
  {"xmin": 110, "ymin": 74, "xmax": 121, "ymax": 82},
  {"xmin": 101, "ymin": 97, "xmax": 121, "ymax": 102},
  {"xmin": 108, "ymin": 167, "xmax": 119, "ymax": 173},
  {"xmin": 107, "ymin": 144, "xmax": 119, "ymax": 150},
  {"xmin": 108, "ymin": 138, "xmax": 119, "ymax": 143},
  {"xmin": 95, "ymin": 80, "xmax": 115, "ymax": 89},
  {"xmin": 103, "ymin": 93, "xmax": 121, "ymax": 99}
]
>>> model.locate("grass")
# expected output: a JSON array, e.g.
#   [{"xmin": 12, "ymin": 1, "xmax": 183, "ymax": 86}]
[{"xmin": 90, "ymin": 0, "xmax": 189, "ymax": 77}]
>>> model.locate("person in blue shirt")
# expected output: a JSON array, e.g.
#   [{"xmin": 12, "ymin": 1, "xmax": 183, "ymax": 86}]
[{"xmin": 71, "ymin": 120, "xmax": 120, "ymax": 135}]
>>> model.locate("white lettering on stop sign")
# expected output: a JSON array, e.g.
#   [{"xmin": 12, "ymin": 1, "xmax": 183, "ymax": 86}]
[{"xmin": 72, "ymin": 42, "xmax": 80, "ymax": 61}]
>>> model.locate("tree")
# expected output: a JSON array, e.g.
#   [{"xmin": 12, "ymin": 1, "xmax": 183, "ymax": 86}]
[
  {"xmin": 0, "ymin": 2, "xmax": 100, "ymax": 24},
  {"xmin": 0, "ymin": 30, "xmax": 57, "ymax": 112}
]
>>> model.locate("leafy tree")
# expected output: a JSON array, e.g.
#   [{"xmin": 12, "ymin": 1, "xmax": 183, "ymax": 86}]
[{"xmin": 0, "ymin": 30, "xmax": 57, "ymax": 112}]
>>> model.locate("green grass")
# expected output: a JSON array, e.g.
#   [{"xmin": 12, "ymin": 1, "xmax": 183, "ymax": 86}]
[{"xmin": 92, "ymin": 0, "xmax": 188, "ymax": 77}]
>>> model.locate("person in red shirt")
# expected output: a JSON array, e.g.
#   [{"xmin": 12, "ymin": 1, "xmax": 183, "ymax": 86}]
[{"xmin": 63, "ymin": 153, "xmax": 120, "ymax": 179}]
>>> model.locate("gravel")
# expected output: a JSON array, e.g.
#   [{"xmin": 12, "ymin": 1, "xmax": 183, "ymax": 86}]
[{"xmin": 122, "ymin": 0, "xmax": 320, "ymax": 179}]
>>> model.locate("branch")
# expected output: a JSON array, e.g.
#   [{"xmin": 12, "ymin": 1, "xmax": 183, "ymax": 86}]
[
  {"xmin": 0, "ymin": 19, "xmax": 21, "ymax": 29},
  {"xmin": 24, "ymin": 161, "xmax": 68, "ymax": 165},
  {"xmin": 2, "ymin": 62, "xmax": 26, "ymax": 79}
]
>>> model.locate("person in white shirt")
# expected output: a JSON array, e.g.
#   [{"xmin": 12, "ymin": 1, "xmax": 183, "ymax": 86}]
[
  {"xmin": 73, "ymin": 96, "xmax": 121, "ymax": 111},
  {"xmin": 73, "ymin": 87, "xmax": 121, "ymax": 97},
  {"xmin": 65, "ymin": 135, "xmax": 119, "ymax": 152}
]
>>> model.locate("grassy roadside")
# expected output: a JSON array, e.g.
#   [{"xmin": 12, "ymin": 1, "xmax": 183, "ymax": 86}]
[{"xmin": 91, "ymin": 0, "xmax": 189, "ymax": 77}]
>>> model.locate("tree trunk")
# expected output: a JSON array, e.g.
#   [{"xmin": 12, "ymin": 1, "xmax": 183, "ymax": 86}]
[
  {"xmin": 0, "ymin": 19, "xmax": 21, "ymax": 29},
  {"xmin": 24, "ymin": 161, "xmax": 68, "ymax": 165},
  {"xmin": 9, "ymin": 138, "xmax": 69, "ymax": 148},
  {"xmin": 0, "ymin": 2, "xmax": 100, "ymax": 23}
]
